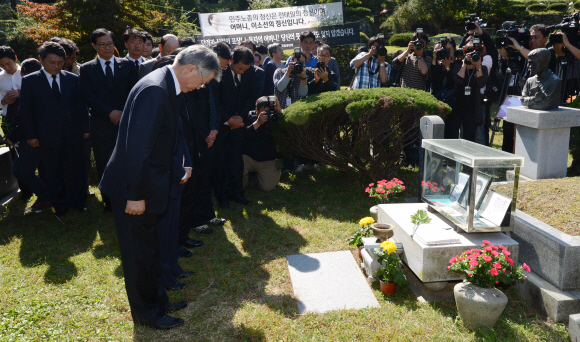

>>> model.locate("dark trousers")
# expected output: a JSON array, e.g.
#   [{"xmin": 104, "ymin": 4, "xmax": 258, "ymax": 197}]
[
  {"xmin": 445, "ymin": 112, "xmax": 478, "ymax": 142},
  {"xmin": 179, "ymin": 172, "xmax": 196, "ymax": 245},
  {"xmin": 158, "ymin": 187, "xmax": 184, "ymax": 288},
  {"xmin": 41, "ymin": 141, "xmax": 86, "ymax": 209},
  {"xmin": 502, "ymin": 121, "xmax": 515, "ymax": 153},
  {"xmin": 213, "ymin": 127, "xmax": 245, "ymax": 201},
  {"xmin": 192, "ymin": 146, "xmax": 216, "ymax": 227},
  {"xmin": 110, "ymin": 196, "xmax": 168, "ymax": 324},
  {"xmin": 13, "ymin": 143, "xmax": 50, "ymax": 202},
  {"xmin": 83, "ymin": 138, "xmax": 92, "ymax": 191},
  {"xmin": 7, "ymin": 146, "xmax": 33, "ymax": 198},
  {"xmin": 92, "ymin": 134, "xmax": 117, "ymax": 207}
]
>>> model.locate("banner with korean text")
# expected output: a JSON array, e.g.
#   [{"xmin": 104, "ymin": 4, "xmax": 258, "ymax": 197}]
[
  {"xmin": 198, "ymin": 2, "xmax": 344, "ymax": 37},
  {"xmin": 195, "ymin": 22, "xmax": 360, "ymax": 49}
]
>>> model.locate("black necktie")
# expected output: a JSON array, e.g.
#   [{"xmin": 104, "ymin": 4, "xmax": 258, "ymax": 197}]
[
  {"xmin": 51, "ymin": 75, "xmax": 61, "ymax": 103},
  {"xmin": 233, "ymin": 74, "xmax": 240, "ymax": 87},
  {"xmin": 105, "ymin": 61, "xmax": 114, "ymax": 87},
  {"xmin": 135, "ymin": 60, "xmax": 139, "ymax": 67}
]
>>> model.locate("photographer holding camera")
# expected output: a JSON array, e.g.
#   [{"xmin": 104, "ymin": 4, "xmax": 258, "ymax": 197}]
[
  {"xmin": 500, "ymin": 24, "xmax": 557, "ymax": 73},
  {"xmin": 393, "ymin": 30, "xmax": 431, "ymax": 91},
  {"xmin": 308, "ymin": 44, "xmax": 339, "ymax": 95},
  {"xmin": 451, "ymin": 42, "xmax": 489, "ymax": 142},
  {"xmin": 349, "ymin": 35, "xmax": 389, "ymax": 89},
  {"xmin": 273, "ymin": 50, "xmax": 312, "ymax": 109},
  {"xmin": 242, "ymin": 96, "xmax": 282, "ymax": 192}
]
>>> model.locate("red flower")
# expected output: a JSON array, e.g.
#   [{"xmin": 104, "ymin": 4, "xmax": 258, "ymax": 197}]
[
  {"xmin": 465, "ymin": 250, "xmax": 471, "ymax": 255},
  {"xmin": 503, "ymin": 250, "xmax": 511, "ymax": 256},
  {"xmin": 468, "ymin": 273, "xmax": 472, "ymax": 277},
  {"xmin": 490, "ymin": 268, "xmax": 499, "ymax": 276},
  {"xmin": 433, "ymin": 182, "xmax": 438, "ymax": 186},
  {"xmin": 491, "ymin": 250, "xmax": 499, "ymax": 256},
  {"xmin": 523, "ymin": 263, "xmax": 531, "ymax": 272},
  {"xmin": 482, "ymin": 240, "xmax": 491, "ymax": 245},
  {"xmin": 469, "ymin": 260, "xmax": 478, "ymax": 266},
  {"xmin": 496, "ymin": 281, "xmax": 499, "ymax": 284},
  {"xmin": 369, "ymin": 183, "xmax": 374, "ymax": 187},
  {"xmin": 503, "ymin": 269, "xmax": 506, "ymax": 273},
  {"xmin": 365, "ymin": 187, "xmax": 370, "ymax": 193},
  {"xmin": 449, "ymin": 256, "xmax": 458, "ymax": 264},
  {"xmin": 498, "ymin": 244, "xmax": 506, "ymax": 250},
  {"xmin": 470, "ymin": 266, "xmax": 475, "ymax": 270},
  {"xmin": 459, "ymin": 256, "xmax": 464, "ymax": 261},
  {"xmin": 505, "ymin": 256, "xmax": 514, "ymax": 266},
  {"xmin": 483, "ymin": 256, "xmax": 492, "ymax": 262},
  {"xmin": 493, "ymin": 263, "xmax": 502, "ymax": 269},
  {"xmin": 484, "ymin": 246, "xmax": 493, "ymax": 252}
]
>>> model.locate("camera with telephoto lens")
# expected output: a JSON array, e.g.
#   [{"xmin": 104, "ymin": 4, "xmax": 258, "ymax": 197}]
[
  {"xmin": 495, "ymin": 21, "xmax": 530, "ymax": 52},
  {"xmin": 471, "ymin": 37, "xmax": 482, "ymax": 62},
  {"xmin": 464, "ymin": 13, "xmax": 487, "ymax": 31},
  {"xmin": 265, "ymin": 96, "xmax": 279, "ymax": 123},
  {"xmin": 291, "ymin": 47, "xmax": 304, "ymax": 75},
  {"xmin": 376, "ymin": 33, "xmax": 388, "ymax": 56},
  {"xmin": 412, "ymin": 28, "xmax": 425, "ymax": 51},
  {"xmin": 436, "ymin": 38, "xmax": 450, "ymax": 60}
]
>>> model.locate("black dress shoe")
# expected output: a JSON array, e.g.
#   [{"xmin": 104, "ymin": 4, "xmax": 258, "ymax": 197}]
[
  {"xmin": 164, "ymin": 300, "xmax": 188, "ymax": 312},
  {"xmin": 178, "ymin": 246, "xmax": 193, "ymax": 258},
  {"xmin": 230, "ymin": 196, "xmax": 251, "ymax": 205},
  {"xmin": 54, "ymin": 208, "xmax": 69, "ymax": 217},
  {"xmin": 138, "ymin": 315, "xmax": 184, "ymax": 330},
  {"xmin": 182, "ymin": 239, "xmax": 203, "ymax": 249},
  {"xmin": 218, "ymin": 199, "xmax": 230, "ymax": 209},
  {"xmin": 165, "ymin": 281, "xmax": 187, "ymax": 291},
  {"xmin": 207, "ymin": 217, "xmax": 227, "ymax": 226},
  {"xmin": 176, "ymin": 271, "xmax": 195, "ymax": 279}
]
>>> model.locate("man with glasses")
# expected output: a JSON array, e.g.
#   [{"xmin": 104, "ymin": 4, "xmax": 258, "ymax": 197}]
[
  {"xmin": 124, "ymin": 28, "xmax": 146, "ymax": 67},
  {"xmin": 79, "ymin": 28, "xmax": 138, "ymax": 212},
  {"xmin": 308, "ymin": 44, "xmax": 339, "ymax": 94}
]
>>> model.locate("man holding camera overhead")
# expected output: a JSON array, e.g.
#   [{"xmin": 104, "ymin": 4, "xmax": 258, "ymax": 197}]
[
  {"xmin": 393, "ymin": 30, "xmax": 431, "ymax": 91},
  {"xmin": 349, "ymin": 35, "xmax": 390, "ymax": 89}
]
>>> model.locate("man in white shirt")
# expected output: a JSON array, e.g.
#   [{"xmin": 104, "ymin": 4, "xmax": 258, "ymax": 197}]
[
  {"xmin": 124, "ymin": 28, "xmax": 146, "ymax": 67},
  {"xmin": 0, "ymin": 46, "xmax": 21, "ymax": 125}
]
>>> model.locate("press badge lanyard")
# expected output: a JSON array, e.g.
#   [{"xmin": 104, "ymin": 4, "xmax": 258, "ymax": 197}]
[{"xmin": 465, "ymin": 68, "xmax": 476, "ymax": 96}]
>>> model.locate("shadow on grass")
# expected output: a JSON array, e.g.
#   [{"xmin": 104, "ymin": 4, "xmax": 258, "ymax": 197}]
[{"xmin": 0, "ymin": 192, "xmax": 119, "ymax": 284}]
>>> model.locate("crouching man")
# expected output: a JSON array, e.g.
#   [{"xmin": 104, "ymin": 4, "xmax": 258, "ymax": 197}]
[{"xmin": 242, "ymin": 96, "xmax": 282, "ymax": 192}]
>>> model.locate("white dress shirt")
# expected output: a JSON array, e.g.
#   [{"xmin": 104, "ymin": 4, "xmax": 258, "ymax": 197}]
[
  {"xmin": 0, "ymin": 65, "xmax": 22, "ymax": 116},
  {"xmin": 126, "ymin": 54, "xmax": 144, "ymax": 66},
  {"xmin": 231, "ymin": 68, "xmax": 241, "ymax": 85},
  {"xmin": 42, "ymin": 68, "xmax": 60, "ymax": 90},
  {"xmin": 97, "ymin": 56, "xmax": 115, "ymax": 76}
]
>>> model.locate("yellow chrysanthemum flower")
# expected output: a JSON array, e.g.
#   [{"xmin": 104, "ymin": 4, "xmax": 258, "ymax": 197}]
[
  {"xmin": 359, "ymin": 217, "xmax": 375, "ymax": 226},
  {"xmin": 381, "ymin": 241, "xmax": 397, "ymax": 255}
]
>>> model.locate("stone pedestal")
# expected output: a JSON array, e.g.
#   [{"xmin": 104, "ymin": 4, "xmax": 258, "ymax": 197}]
[
  {"xmin": 506, "ymin": 106, "xmax": 580, "ymax": 179},
  {"xmin": 377, "ymin": 203, "xmax": 519, "ymax": 283}
]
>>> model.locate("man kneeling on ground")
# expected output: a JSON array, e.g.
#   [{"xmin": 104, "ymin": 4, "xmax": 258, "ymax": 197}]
[{"xmin": 242, "ymin": 96, "xmax": 282, "ymax": 192}]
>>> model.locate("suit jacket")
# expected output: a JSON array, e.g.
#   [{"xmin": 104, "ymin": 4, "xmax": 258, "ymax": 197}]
[
  {"xmin": 99, "ymin": 66, "xmax": 182, "ymax": 215},
  {"xmin": 79, "ymin": 57, "xmax": 137, "ymax": 137},
  {"xmin": 218, "ymin": 65, "xmax": 264, "ymax": 124},
  {"xmin": 138, "ymin": 56, "xmax": 160, "ymax": 80},
  {"xmin": 262, "ymin": 57, "xmax": 277, "ymax": 97},
  {"xmin": 19, "ymin": 70, "xmax": 89, "ymax": 149}
]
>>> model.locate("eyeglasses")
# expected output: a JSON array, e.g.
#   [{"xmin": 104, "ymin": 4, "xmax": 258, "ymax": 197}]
[
  {"xmin": 129, "ymin": 41, "xmax": 144, "ymax": 46},
  {"xmin": 318, "ymin": 54, "xmax": 330, "ymax": 58},
  {"xmin": 96, "ymin": 43, "xmax": 114, "ymax": 48}
]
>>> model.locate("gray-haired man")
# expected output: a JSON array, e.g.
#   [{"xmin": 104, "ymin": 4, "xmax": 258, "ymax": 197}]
[{"xmin": 99, "ymin": 45, "xmax": 221, "ymax": 330}]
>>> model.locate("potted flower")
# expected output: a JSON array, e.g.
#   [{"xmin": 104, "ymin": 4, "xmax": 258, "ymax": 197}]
[
  {"xmin": 349, "ymin": 217, "xmax": 374, "ymax": 259},
  {"xmin": 374, "ymin": 241, "xmax": 408, "ymax": 296},
  {"xmin": 448, "ymin": 240, "xmax": 531, "ymax": 330},
  {"xmin": 365, "ymin": 178, "xmax": 406, "ymax": 204},
  {"xmin": 421, "ymin": 180, "xmax": 445, "ymax": 195}
]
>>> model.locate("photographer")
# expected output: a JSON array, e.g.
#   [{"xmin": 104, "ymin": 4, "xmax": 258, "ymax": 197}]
[
  {"xmin": 393, "ymin": 31, "xmax": 431, "ymax": 90},
  {"xmin": 349, "ymin": 36, "xmax": 389, "ymax": 89},
  {"xmin": 242, "ymin": 96, "xmax": 282, "ymax": 192},
  {"xmin": 273, "ymin": 51, "xmax": 312, "ymax": 109},
  {"xmin": 501, "ymin": 24, "xmax": 557, "ymax": 73},
  {"xmin": 451, "ymin": 43, "xmax": 489, "ymax": 142},
  {"xmin": 308, "ymin": 44, "xmax": 339, "ymax": 95}
]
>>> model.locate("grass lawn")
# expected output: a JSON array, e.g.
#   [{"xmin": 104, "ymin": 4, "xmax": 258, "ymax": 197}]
[{"xmin": 0, "ymin": 160, "xmax": 571, "ymax": 341}]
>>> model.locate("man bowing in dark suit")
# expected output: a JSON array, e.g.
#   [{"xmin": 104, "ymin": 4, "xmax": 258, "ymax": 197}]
[
  {"xmin": 19, "ymin": 42, "xmax": 89, "ymax": 216},
  {"xmin": 99, "ymin": 45, "xmax": 221, "ymax": 330},
  {"xmin": 80, "ymin": 28, "xmax": 137, "ymax": 211}
]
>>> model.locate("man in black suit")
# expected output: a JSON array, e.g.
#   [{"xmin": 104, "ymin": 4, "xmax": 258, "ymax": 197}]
[
  {"xmin": 139, "ymin": 34, "xmax": 180, "ymax": 79},
  {"xmin": 19, "ymin": 42, "xmax": 89, "ymax": 216},
  {"xmin": 213, "ymin": 46, "xmax": 264, "ymax": 208},
  {"xmin": 257, "ymin": 44, "xmax": 276, "ymax": 96},
  {"xmin": 80, "ymin": 28, "xmax": 137, "ymax": 211},
  {"xmin": 99, "ymin": 46, "xmax": 221, "ymax": 330},
  {"xmin": 123, "ymin": 28, "xmax": 145, "ymax": 67}
]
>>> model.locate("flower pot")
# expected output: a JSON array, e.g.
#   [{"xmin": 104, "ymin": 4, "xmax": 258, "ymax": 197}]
[
  {"xmin": 358, "ymin": 246, "xmax": 363, "ymax": 259},
  {"xmin": 371, "ymin": 223, "xmax": 395, "ymax": 242},
  {"xmin": 379, "ymin": 280, "xmax": 396, "ymax": 296},
  {"xmin": 454, "ymin": 282, "xmax": 508, "ymax": 330}
]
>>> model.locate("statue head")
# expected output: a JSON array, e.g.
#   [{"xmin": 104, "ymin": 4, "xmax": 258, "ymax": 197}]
[{"xmin": 528, "ymin": 48, "xmax": 551, "ymax": 76}]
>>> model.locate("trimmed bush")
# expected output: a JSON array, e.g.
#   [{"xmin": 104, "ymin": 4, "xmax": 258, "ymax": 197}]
[
  {"xmin": 389, "ymin": 32, "xmax": 415, "ymax": 47},
  {"xmin": 360, "ymin": 32, "xmax": 369, "ymax": 45},
  {"xmin": 527, "ymin": 3, "xmax": 547, "ymax": 11},
  {"xmin": 344, "ymin": 7, "xmax": 372, "ymax": 20},
  {"xmin": 512, "ymin": 4, "xmax": 527, "ymax": 13},
  {"xmin": 575, "ymin": 1, "xmax": 580, "ymax": 10},
  {"xmin": 276, "ymin": 88, "xmax": 450, "ymax": 180},
  {"xmin": 546, "ymin": 2, "xmax": 568, "ymax": 11}
]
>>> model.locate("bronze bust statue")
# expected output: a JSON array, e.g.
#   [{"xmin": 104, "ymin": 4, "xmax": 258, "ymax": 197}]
[{"xmin": 521, "ymin": 48, "xmax": 562, "ymax": 110}]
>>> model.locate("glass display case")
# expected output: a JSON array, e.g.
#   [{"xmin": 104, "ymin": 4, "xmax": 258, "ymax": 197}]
[{"xmin": 421, "ymin": 139, "xmax": 524, "ymax": 233}]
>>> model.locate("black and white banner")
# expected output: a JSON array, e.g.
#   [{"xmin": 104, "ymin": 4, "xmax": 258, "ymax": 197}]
[{"xmin": 195, "ymin": 22, "xmax": 360, "ymax": 49}]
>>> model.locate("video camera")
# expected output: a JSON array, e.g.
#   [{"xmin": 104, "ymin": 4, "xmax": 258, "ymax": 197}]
[
  {"xmin": 548, "ymin": 12, "xmax": 580, "ymax": 45},
  {"xmin": 265, "ymin": 96, "xmax": 279, "ymax": 123},
  {"xmin": 436, "ymin": 37, "xmax": 450, "ymax": 60},
  {"xmin": 376, "ymin": 33, "xmax": 388, "ymax": 57},
  {"xmin": 495, "ymin": 21, "xmax": 530, "ymax": 50},
  {"xmin": 464, "ymin": 13, "xmax": 487, "ymax": 31},
  {"xmin": 291, "ymin": 47, "xmax": 304, "ymax": 75}
]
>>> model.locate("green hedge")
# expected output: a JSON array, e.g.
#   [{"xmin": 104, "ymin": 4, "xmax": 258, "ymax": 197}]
[
  {"xmin": 360, "ymin": 32, "xmax": 369, "ymax": 45},
  {"xmin": 389, "ymin": 32, "xmax": 415, "ymax": 47},
  {"xmin": 527, "ymin": 3, "xmax": 547, "ymax": 11},
  {"xmin": 547, "ymin": 2, "xmax": 568, "ymax": 11},
  {"xmin": 575, "ymin": 1, "xmax": 580, "ymax": 10},
  {"xmin": 344, "ymin": 7, "xmax": 372, "ymax": 19},
  {"xmin": 512, "ymin": 4, "xmax": 527, "ymax": 13}
]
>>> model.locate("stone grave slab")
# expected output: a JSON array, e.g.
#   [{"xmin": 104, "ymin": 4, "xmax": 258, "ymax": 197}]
[{"xmin": 286, "ymin": 251, "xmax": 379, "ymax": 314}]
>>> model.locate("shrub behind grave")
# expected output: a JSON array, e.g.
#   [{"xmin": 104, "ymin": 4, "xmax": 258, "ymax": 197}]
[{"xmin": 276, "ymin": 88, "xmax": 450, "ymax": 180}]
